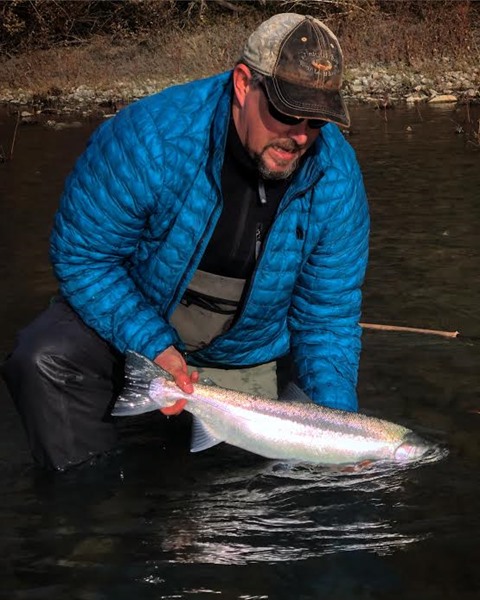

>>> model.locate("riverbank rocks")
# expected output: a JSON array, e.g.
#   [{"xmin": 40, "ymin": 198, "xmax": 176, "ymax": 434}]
[
  {"xmin": 429, "ymin": 94, "xmax": 458, "ymax": 104},
  {"xmin": 0, "ymin": 63, "xmax": 479, "ymax": 115},
  {"xmin": 346, "ymin": 65, "xmax": 479, "ymax": 105},
  {"xmin": 406, "ymin": 93, "xmax": 428, "ymax": 104},
  {"xmin": 20, "ymin": 111, "xmax": 38, "ymax": 125}
]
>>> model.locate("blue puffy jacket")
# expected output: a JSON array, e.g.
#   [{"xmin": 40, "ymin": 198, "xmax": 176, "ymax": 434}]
[{"xmin": 50, "ymin": 71, "xmax": 369, "ymax": 411}]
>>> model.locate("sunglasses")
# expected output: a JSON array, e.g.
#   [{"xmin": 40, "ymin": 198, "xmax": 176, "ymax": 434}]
[{"xmin": 260, "ymin": 83, "xmax": 326, "ymax": 129}]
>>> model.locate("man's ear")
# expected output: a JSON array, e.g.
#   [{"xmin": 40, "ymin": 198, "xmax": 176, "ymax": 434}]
[{"xmin": 232, "ymin": 63, "xmax": 252, "ymax": 108}]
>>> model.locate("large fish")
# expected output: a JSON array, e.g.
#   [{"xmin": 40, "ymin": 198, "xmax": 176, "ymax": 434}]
[{"xmin": 112, "ymin": 351, "xmax": 441, "ymax": 465}]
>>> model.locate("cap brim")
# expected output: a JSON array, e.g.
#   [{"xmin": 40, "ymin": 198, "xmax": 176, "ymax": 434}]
[{"xmin": 264, "ymin": 77, "xmax": 350, "ymax": 128}]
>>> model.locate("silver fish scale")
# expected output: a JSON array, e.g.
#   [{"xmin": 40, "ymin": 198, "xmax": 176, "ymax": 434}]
[
  {"xmin": 151, "ymin": 377, "xmax": 414, "ymax": 463},
  {"xmin": 192, "ymin": 381, "xmax": 409, "ymax": 440}
]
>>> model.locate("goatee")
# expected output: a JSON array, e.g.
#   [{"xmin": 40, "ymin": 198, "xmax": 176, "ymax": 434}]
[{"xmin": 252, "ymin": 140, "xmax": 303, "ymax": 181}]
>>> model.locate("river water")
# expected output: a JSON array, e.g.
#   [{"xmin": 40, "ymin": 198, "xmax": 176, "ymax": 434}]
[{"xmin": 0, "ymin": 102, "xmax": 479, "ymax": 600}]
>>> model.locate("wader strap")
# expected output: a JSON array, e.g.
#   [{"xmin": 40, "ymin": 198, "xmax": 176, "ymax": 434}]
[{"xmin": 169, "ymin": 270, "xmax": 246, "ymax": 352}]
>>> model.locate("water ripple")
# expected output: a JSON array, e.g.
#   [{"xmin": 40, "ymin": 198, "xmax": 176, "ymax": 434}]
[{"xmin": 151, "ymin": 459, "xmax": 434, "ymax": 565}]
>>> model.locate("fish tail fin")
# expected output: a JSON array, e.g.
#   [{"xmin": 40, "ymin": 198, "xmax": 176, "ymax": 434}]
[
  {"xmin": 126, "ymin": 350, "xmax": 172, "ymax": 382},
  {"xmin": 112, "ymin": 350, "xmax": 172, "ymax": 417}
]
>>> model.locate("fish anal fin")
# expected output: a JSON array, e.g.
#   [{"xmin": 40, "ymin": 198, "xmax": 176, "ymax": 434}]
[{"xmin": 190, "ymin": 416, "xmax": 224, "ymax": 453}]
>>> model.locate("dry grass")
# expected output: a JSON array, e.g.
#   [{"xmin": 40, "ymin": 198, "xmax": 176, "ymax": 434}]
[
  {"xmin": 333, "ymin": 1, "xmax": 480, "ymax": 67},
  {"xmin": 0, "ymin": 12, "xmax": 260, "ymax": 98},
  {"xmin": 0, "ymin": 3, "xmax": 479, "ymax": 105}
]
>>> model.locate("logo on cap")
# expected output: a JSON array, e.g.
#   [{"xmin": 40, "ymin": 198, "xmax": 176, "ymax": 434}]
[{"xmin": 311, "ymin": 59, "xmax": 333, "ymax": 72}]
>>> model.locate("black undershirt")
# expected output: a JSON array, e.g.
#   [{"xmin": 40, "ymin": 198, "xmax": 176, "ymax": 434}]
[{"xmin": 198, "ymin": 118, "xmax": 290, "ymax": 279}]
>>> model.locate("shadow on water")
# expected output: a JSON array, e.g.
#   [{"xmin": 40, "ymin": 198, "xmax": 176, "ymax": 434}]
[{"xmin": 0, "ymin": 102, "xmax": 479, "ymax": 599}]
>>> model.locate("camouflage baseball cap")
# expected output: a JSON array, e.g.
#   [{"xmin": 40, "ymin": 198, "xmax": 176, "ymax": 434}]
[{"xmin": 242, "ymin": 13, "xmax": 350, "ymax": 127}]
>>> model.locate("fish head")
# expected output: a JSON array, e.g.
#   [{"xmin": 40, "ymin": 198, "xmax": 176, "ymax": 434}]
[{"xmin": 393, "ymin": 432, "xmax": 441, "ymax": 463}]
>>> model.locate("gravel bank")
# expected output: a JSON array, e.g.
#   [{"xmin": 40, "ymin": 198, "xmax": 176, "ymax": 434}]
[{"xmin": 1, "ymin": 64, "xmax": 479, "ymax": 121}]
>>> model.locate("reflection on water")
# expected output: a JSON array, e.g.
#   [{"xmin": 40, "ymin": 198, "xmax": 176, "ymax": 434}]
[
  {"xmin": 0, "ymin": 103, "xmax": 479, "ymax": 599},
  {"xmin": 0, "ymin": 439, "xmax": 467, "ymax": 599},
  {"xmin": 0, "ymin": 449, "xmax": 439, "ymax": 587},
  {"xmin": 155, "ymin": 459, "xmax": 429, "ymax": 566}
]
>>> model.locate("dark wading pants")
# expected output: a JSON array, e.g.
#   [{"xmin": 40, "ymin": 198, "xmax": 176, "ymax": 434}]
[
  {"xmin": 1, "ymin": 298, "xmax": 125, "ymax": 470},
  {"xmin": 2, "ymin": 283, "xmax": 296, "ymax": 471}
]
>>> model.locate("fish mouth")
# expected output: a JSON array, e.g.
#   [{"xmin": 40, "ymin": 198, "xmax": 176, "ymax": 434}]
[{"xmin": 394, "ymin": 432, "xmax": 445, "ymax": 463}]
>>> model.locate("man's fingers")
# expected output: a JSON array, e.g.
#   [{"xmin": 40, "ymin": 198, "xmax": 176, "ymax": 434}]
[
  {"xmin": 154, "ymin": 347, "xmax": 198, "ymax": 394},
  {"xmin": 174, "ymin": 369, "xmax": 199, "ymax": 393},
  {"xmin": 161, "ymin": 398, "xmax": 188, "ymax": 416},
  {"xmin": 175, "ymin": 373, "xmax": 194, "ymax": 394}
]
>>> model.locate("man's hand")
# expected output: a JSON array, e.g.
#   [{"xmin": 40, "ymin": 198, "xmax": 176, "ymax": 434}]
[{"xmin": 154, "ymin": 346, "xmax": 199, "ymax": 415}]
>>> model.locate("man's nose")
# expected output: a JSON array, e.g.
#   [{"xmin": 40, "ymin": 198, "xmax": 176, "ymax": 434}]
[{"xmin": 286, "ymin": 121, "xmax": 310, "ymax": 146}]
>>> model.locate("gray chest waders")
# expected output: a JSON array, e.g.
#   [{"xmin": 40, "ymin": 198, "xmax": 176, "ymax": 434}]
[{"xmin": 169, "ymin": 269, "xmax": 246, "ymax": 353}]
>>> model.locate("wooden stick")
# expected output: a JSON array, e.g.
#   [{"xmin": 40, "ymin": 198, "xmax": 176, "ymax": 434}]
[
  {"xmin": 9, "ymin": 111, "xmax": 20, "ymax": 161},
  {"xmin": 360, "ymin": 323, "xmax": 459, "ymax": 338}
]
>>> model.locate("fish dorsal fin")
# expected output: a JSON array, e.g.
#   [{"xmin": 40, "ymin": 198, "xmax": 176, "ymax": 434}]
[
  {"xmin": 278, "ymin": 382, "xmax": 312, "ymax": 404},
  {"xmin": 190, "ymin": 416, "xmax": 224, "ymax": 453}
]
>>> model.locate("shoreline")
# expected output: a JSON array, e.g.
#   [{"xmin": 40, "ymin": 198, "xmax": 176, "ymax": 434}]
[
  {"xmin": 1, "ymin": 62, "xmax": 479, "ymax": 120},
  {"xmin": 1, "ymin": 4, "xmax": 479, "ymax": 119}
]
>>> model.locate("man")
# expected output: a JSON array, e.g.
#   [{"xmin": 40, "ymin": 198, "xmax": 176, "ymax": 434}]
[{"xmin": 2, "ymin": 13, "xmax": 369, "ymax": 470}]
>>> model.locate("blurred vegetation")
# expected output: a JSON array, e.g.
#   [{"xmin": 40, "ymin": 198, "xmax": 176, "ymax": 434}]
[
  {"xmin": 0, "ymin": 0, "xmax": 479, "ymax": 102},
  {"xmin": 1, "ymin": 0, "xmax": 479, "ymax": 64}
]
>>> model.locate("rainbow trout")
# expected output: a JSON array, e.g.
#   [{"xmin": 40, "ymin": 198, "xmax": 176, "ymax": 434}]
[{"xmin": 112, "ymin": 351, "xmax": 439, "ymax": 465}]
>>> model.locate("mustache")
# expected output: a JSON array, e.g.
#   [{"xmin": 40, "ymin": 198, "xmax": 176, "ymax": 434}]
[{"xmin": 266, "ymin": 139, "xmax": 305, "ymax": 153}]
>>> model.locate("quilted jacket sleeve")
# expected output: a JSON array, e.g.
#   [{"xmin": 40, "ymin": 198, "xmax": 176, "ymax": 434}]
[
  {"xmin": 50, "ymin": 104, "xmax": 178, "ymax": 360},
  {"xmin": 289, "ymin": 151, "xmax": 369, "ymax": 412}
]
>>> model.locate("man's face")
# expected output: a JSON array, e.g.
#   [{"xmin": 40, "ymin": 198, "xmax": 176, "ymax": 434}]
[{"xmin": 232, "ymin": 67, "xmax": 322, "ymax": 180}]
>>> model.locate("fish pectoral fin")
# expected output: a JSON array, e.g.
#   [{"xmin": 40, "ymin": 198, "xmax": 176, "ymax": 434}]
[
  {"xmin": 190, "ymin": 416, "xmax": 224, "ymax": 452},
  {"xmin": 278, "ymin": 382, "xmax": 312, "ymax": 404}
]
